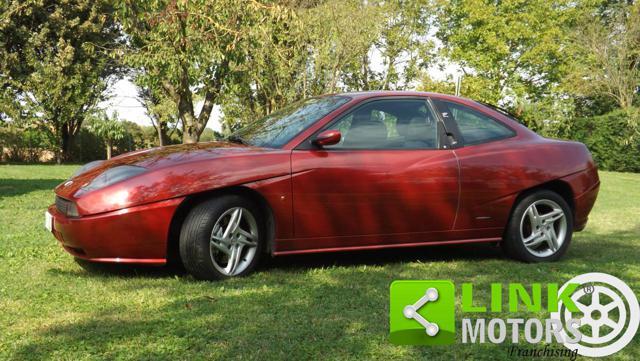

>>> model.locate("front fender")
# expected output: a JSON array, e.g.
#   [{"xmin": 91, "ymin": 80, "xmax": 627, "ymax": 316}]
[{"xmin": 65, "ymin": 151, "xmax": 291, "ymax": 216}]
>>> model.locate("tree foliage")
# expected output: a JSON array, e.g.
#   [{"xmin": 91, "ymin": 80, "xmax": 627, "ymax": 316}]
[
  {"xmin": 0, "ymin": 0, "xmax": 122, "ymax": 162},
  {"xmin": 1, "ymin": 0, "xmax": 639, "ymax": 169},
  {"xmin": 220, "ymin": 0, "xmax": 434, "ymax": 129},
  {"xmin": 116, "ymin": 0, "xmax": 291, "ymax": 143},
  {"xmin": 435, "ymin": 0, "xmax": 578, "ymax": 106},
  {"xmin": 89, "ymin": 110, "xmax": 126, "ymax": 159},
  {"xmin": 137, "ymin": 83, "xmax": 180, "ymax": 146},
  {"xmin": 564, "ymin": 2, "xmax": 640, "ymax": 108}
]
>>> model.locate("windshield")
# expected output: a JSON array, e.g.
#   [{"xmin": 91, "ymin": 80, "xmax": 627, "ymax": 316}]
[{"xmin": 230, "ymin": 95, "xmax": 351, "ymax": 148}]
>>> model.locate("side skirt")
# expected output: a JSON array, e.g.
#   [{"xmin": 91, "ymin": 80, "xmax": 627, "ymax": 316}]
[{"xmin": 273, "ymin": 237, "xmax": 501, "ymax": 256}]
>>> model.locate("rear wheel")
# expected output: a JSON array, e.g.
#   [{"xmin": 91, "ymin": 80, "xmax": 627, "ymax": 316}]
[
  {"xmin": 179, "ymin": 195, "xmax": 264, "ymax": 280},
  {"xmin": 503, "ymin": 190, "xmax": 573, "ymax": 262}
]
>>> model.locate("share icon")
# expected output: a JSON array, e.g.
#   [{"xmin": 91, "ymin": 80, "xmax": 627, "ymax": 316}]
[{"xmin": 402, "ymin": 287, "xmax": 440, "ymax": 336}]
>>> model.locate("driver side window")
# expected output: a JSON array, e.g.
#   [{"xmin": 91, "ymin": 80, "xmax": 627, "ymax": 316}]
[{"xmin": 324, "ymin": 99, "xmax": 439, "ymax": 150}]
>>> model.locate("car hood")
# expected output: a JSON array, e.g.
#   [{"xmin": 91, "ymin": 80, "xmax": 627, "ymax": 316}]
[
  {"xmin": 102, "ymin": 141, "xmax": 275, "ymax": 170},
  {"xmin": 55, "ymin": 141, "xmax": 286, "ymax": 199}
]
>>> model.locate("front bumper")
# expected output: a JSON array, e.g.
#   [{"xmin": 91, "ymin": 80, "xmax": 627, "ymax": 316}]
[{"xmin": 47, "ymin": 197, "xmax": 184, "ymax": 264}]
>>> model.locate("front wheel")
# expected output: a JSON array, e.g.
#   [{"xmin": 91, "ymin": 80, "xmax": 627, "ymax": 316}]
[
  {"xmin": 179, "ymin": 195, "xmax": 264, "ymax": 280},
  {"xmin": 503, "ymin": 190, "xmax": 573, "ymax": 262}
]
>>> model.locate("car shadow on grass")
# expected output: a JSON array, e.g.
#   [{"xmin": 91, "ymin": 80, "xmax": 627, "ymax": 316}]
[
  {"xmin": 0, "ymin": 178, "xmax": 64, "ymax": 197},
  {"xmin": 45, "ymin": 225, "xmax": 640, "ymax": 283},
  {"xmin": 46, "ymin": 259, "xmax": 187, "ymax": 279},
  {"xmin": 46, "ymin": 242, "xmax": 504, "ymax": 280}
]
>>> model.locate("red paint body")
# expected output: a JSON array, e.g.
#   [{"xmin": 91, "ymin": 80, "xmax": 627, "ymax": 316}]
[{"xmin": 48, "ymin": 92, "xmax": 600, "ymax": 264}]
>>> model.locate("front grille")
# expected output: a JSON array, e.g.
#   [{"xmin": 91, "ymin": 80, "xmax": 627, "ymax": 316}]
[{"xmin": 55, "ymin": 196, "xmax": 72, "ymax": 216}]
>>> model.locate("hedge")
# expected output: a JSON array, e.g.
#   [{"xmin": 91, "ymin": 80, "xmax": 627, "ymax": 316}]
[{"xmin": 558, "ymin": 108, "xmax": 640, "ymax": 172}]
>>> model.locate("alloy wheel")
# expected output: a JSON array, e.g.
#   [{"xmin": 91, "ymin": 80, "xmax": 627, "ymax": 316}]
[
  {"xmin": 519, "ymin": 199, "xmax": 568, "ymax": 258},
  {"xmin": 210, "ymin": 207, "xmax": 259, "ymax": 276}
]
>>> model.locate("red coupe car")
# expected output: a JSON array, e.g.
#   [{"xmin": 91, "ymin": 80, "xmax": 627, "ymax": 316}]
[{"xmin": 46, "ymin": 91, "xmax": 600, "ymax": 280}]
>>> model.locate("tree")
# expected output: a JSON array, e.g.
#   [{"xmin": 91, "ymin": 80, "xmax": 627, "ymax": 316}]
[
  {"xmin": 220, "ymin": 0, "xmax": 434, "ymax": 128},
  {"xmin": 90, "ymin": 111, "xmax": 126, "ymax": 159},
  {"xmin": 564, "ymin": 2, "xmax": 640, "ymax": 108},
  {"xmin": 116, "ymin": 0, "xmax": 288, "ymax": 143},
  {"xmin": 0, "ymin": 0, "xmax": 122, "ymax": 163},
  {"xmin": 138, "ymin": 83, "xmax": 179, "ymax": 146},
  {"xmin": 418, "ymin": 73, "xmax": 500, "ymax": 103},
  {"xmin": 435, "ymin": 0, "xmax": 578, "ymax": 108},
  {"xmin": 348, "ymin": 0, "xmax": 434, "ymax": 91},
  {"xmin": 199, "ymin": 127, "xmax": 220, "ymax": 142}
]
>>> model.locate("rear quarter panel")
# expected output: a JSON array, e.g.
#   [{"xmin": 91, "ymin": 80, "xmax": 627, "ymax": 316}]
[{"xmin": 453, "ymin": 136, "xmax": 597, "ymax": 230}]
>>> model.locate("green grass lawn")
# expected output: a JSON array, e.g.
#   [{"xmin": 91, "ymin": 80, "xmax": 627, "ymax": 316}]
[{"xmin": 1, "ymin": 164, "xmax": 638, "ymax": 360}]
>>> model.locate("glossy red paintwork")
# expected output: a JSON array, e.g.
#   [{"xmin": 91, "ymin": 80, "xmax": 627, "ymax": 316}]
[
  {"xmin": 48, "ymin": 91, "xmax": 600, "ymax": 264},
  {"xmin": 48, "ymin": 198, "xmax": 183, "ymax": 264},
  {"xmin": 313, "ymin": 129, "xmax": 342, "ymax": 146}
]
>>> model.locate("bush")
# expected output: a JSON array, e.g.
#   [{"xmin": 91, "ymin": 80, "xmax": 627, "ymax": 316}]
[
  {"xmin": 0, "ymin": 125, "xmax": 54, "ymax": 162},
  {"xmin": 73, "ymin": 118, "xmax": 148, "ymax": 162},
  {"xmin": 72, "ymin": 128, "xmax": 105, "ymax": 162},
  {"xmin": 558, "ymin": 108, "xmax": 640, "ymax": 172}
]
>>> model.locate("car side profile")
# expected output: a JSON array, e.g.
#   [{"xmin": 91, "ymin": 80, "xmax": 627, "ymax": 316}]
[{"xmin": 46, "ymin": 91, "xmax": 600, "ymax": 280}]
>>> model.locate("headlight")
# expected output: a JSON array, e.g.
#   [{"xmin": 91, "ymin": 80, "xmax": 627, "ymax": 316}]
[
  {"xmin": 55, "ymin": 196, "xmax": 79, "ymax": 217},
  {"xmin": 72, "ymin": 160, "xmax": 105, "ymax": 178},
  {"xmin": 78, "ymin": 165, "xmax": 146, "ymax": 193}
]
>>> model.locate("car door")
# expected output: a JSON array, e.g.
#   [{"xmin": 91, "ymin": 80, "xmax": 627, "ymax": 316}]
[
  {"xmin": 430, "ymin": 98, "xmax": 520, "ymax": 231},
  {"xmin": 289, "ymin": 97, "xmax": 460, "ymax": 250}
]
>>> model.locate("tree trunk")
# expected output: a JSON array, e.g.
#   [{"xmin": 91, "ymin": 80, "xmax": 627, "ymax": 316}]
[
  {"xmin": 58, "ymin": 126, "xmax": 74, "ymax": 164},
  {"xmin": 155, "ymin": 121, "xmax": 170, "ymax": 146},
  {"xmin": 156, "ymin": 124, "xmax": 164, "ymax": 146},
  {"xmin": 151, "ymin": 115, "xmax": 171, "ymax": 147},
  {"xmin": 168, "ymin": 59, "xmax": 226, "ymax": 144},
  {"xmin": 106, "ymin": 140, "xmax": 112, "ymax": 159},
  {"xmin": 181, "ymin": 110, "xmax": 200, "ymax": 144},
  {"xmin": 176, "ymin": 65, "xmax": 201, "ymax": 144},
  {"xmin": 179, "ymin": 88, "xmax": 217, "ymax": 144},
  {"xmin": 160, "ymin": 124, "xmax": 170, "ymax": 146}
]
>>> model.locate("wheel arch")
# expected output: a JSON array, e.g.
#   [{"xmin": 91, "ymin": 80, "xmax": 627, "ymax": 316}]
[
  {"xmin": 533, "ymin": 179, "xmax": 575, "ymax": 212},
  {"xmin": 503, "ymin": 179, "xmax": 575, "ymax": 234},
  {"xmin": 166, "ymin": 186, "xmax": 276, "ymax": 266}
]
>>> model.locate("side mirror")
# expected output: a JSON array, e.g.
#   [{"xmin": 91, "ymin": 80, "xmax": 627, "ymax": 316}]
[{"xmin": 313, "ymin": 129, "xmax": 341, "ymax": 147}]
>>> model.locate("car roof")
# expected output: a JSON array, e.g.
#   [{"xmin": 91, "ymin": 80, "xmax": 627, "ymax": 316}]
[
  {"xmin": 330, "ymin": 90, "xmax": 429, "ymax": 98},
  {"xmin": 319, "ymin": 91, "xmax": 534, "ymax": 137},
  {"xmin": 323, "ymin": 90, "xmax": 476, "ymax": 103}
]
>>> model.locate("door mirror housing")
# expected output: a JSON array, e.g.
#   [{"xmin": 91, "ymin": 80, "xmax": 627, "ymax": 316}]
[{"xmin": 313, "ymin": 130, "xmax": 341, "ymax": 147}]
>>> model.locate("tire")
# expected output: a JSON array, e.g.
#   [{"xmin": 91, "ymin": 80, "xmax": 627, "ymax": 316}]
[
  {"xmin": 502, "ymin": 190, "xmax": 573, "ymax": 262},
  {"xmin": 179, "ymin": 195, "xmax": 264, "ymax": 280}
]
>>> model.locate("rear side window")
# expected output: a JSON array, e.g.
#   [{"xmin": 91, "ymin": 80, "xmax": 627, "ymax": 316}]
[{"xmin": 432, "ymin": 100, "xmax": 515, "ymax": 145}]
